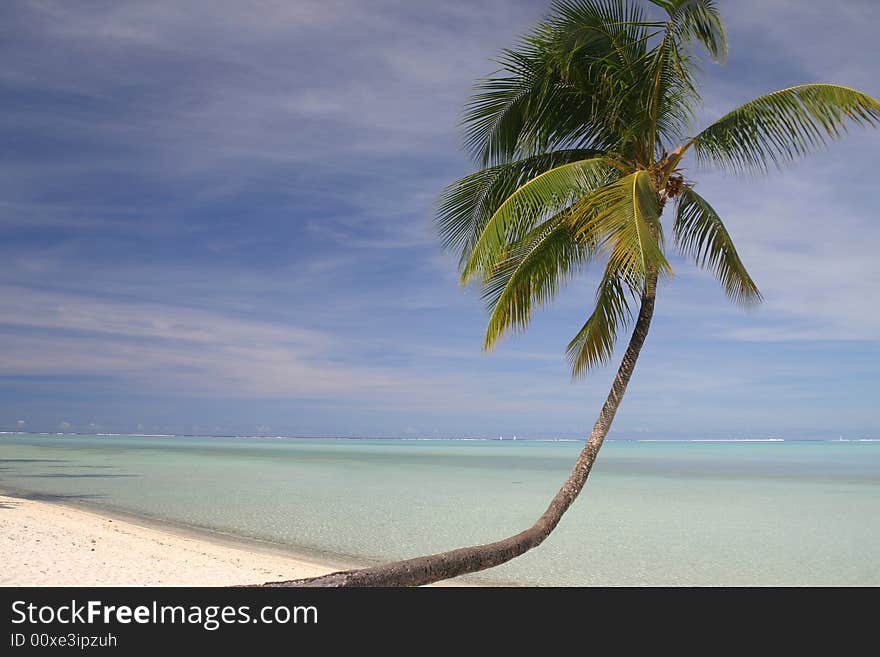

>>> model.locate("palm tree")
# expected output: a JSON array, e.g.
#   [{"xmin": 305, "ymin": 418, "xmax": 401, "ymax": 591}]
[{"xmin": 265, "ymin": 0, "xmax": 880, "ymax": 587}]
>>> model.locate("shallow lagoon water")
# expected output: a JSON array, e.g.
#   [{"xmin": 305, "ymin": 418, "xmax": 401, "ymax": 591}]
[{"xmin": 1, "ymin": 434, "xmax": 878, "ymax": 585}]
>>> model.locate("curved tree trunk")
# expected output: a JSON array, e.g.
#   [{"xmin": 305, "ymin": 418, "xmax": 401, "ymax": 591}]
[{"xmin": 261, "ymin": 276, "xmax": 657, "ymax": 587}]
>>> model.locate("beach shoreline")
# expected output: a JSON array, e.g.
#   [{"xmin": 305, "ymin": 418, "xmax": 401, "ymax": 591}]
[
  {"xmin": 0, "ymin": 492, "xmax": 481, "ymax": 587},
  {"xmin": 0, "ymin": 492, "xmax": 348, "ymax": 587}
]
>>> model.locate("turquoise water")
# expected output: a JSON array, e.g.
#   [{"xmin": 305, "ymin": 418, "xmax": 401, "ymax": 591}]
[{"xmin": 1, "ymin": 434, "xmax": 878, "ymax": 585}]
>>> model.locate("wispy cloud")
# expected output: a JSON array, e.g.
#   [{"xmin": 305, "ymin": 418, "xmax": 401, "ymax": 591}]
[{"xmin": 0, "ymin": 285, "xmax": 400, "ymax": 397}]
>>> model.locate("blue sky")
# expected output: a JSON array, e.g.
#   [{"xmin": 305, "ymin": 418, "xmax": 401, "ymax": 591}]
[{"xmin": 1, "ymin": 0, "xmax": 878, "ymax": 439}]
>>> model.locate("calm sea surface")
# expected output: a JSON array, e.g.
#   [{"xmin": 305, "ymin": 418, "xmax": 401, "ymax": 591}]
[{"xmin": 1, "ymin": 434, "xmax": 878, "ymax": 585}]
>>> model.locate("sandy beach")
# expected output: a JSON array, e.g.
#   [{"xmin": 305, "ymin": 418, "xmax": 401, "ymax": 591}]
[{"xmin": 0, "ymin": 494, "xmax": 338, "ymax": 586}]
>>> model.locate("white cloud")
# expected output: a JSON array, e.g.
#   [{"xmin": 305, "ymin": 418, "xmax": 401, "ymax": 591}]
[
  {"xmin": 0, "ymin": 284, "xmax": 602, "ymax": 414},
  {"xmin": 0, "ymin": 285, "xmax": 398, "ymax": 397}
]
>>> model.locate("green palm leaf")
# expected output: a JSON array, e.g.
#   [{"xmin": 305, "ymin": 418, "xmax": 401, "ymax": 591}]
[
  {"xmin": 482, "ymin": 213, "xmax": 589, "ymax": 350},
  {"xmin": 462, "ymin": 47, "xmax": 559, "ymax": 166},
  {"xmin": 570, "ymin": 170, "xmax": 671, "ymax": 287},
  {"xmin": 654, "ymin": 0, "xmax": 727, "ymax": 63},
  {"xmin": 463, "ymin": 43, "xmax": 624, "ymax": 166},
  {"xmin": 437, "ymin": 149, "xmax": 606, "ymax": 269},
  {"xmin": 674, "ymin": 187, "xmax": 760, "ymax": 305},
  {"xmin": 645, "ymin": 23, "xmax": 699, "ymax": 156},
  {"xmin": 438, "ymin": 1, "xmax": 878, "ymax": 385},
  {"xmin": 463, "ymin": 1, "xmax": 661, "ymax": 166},
  {"xmin": 693, "ymin": 84, "xmax": 880, "ymax": 174},
  {"xmin": 547, "ymin": 0, "xmax": 657, "ymax": 78},
  {"xmin": 566, "ymin": 268, "xmax": 634, "ymax": 377},
  {"xmin": 461, "ymin": 157, "xmax": 613, "ymax": 283}
]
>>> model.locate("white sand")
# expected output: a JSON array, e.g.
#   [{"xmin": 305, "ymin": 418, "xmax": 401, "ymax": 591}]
[{"xmin": 0, "ymin": 494, "xmax": 337, "ymax": 586}]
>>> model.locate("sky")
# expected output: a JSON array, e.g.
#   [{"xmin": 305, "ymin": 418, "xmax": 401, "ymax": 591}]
[{"xmin": 1, "ymin": 0, "xmax": 878, "ymax": 439}]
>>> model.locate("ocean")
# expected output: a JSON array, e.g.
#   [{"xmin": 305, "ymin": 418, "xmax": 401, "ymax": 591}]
[{"xmin": 1, "ymin": 433, "xmax": 878, "ymax": 586}]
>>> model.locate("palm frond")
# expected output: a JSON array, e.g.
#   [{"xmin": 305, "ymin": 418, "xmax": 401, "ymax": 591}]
[
  {"xmin": 460, "ymin": 157, "xmax": 613, "ymax": 283},
  {"xmin": 566, "ymin": 267, "xmax": 634, "ymax": 377},
  {"xmin": 463, "ymin": 0, "xmax": 661, "ymax": 166},
  {"xmin": 436, "ymin": 149, "xmax": 606, "ymax": 269},
  {"xmin": 482, "ymin": 212, "xmax": 590, "ymax": 350},
  {"xmin": 645, "ymin": 25, "xmax": 699, "ymax": 156},
  {"xmin": 674, "ymin": 186, "xmax": 761, "ymax": 306},
  {"xmin": 462, "ymin": 47, "xmax": 559, "ymax": 166},
  {"xmin": 569, "ymin": 170, "xmax": 671, "ymax": 288},
  {"xmin": 693, "ymin": 84, "xmax": 880, "ymax": 174},
  {"xmin": 664, "ymin": 0, "xmax": 727, "ymax": 63},
  {"xmin": 545, "ymin": 1, "xmax": 669, "ymax": 159},
  {"xmin": 547, "ymin": 0, "xmax": 656, "ymax": 76}
]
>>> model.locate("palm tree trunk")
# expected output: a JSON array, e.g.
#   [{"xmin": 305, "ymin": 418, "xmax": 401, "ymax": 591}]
[{"xmin": 261, "ymin": 276, "xmax": 657, "ymax": 587}]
